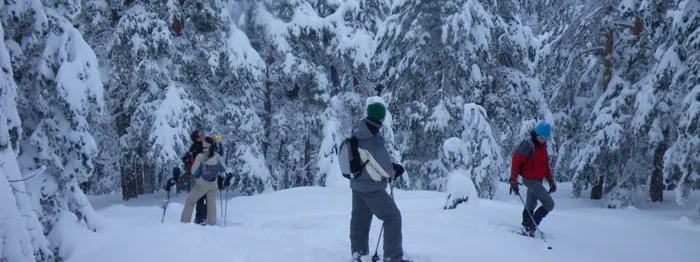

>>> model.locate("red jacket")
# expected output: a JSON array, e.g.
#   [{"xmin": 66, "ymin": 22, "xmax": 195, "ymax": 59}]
[{"xmin": 511, "ymin": 140, "xmax": 552, "ymax": 181}]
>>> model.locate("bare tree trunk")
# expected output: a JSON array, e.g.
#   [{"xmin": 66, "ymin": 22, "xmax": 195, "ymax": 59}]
[
  {"xmin": 602, "ymin": 3, "xmax": 614, "ymax": 92},
  {"xmin": 305, "ymin": 136, "xmax": 312, "ymax": 186},
  {"xmin": 602, "ymin": 29, "xmax": 613, "ymax": 92},
  {"xmin": 591, "ymin": 176, "xmax": 604, "ymax": 200},
  {"xmin": 137, "ymin": 158, "xmax": 144, "ymax": 195},
  {"xmin": 121, "ymin": 155, "xmax": 138, "ymax": 200},
  {"xmin": 263, "ymin": 53, "xmax": 274, "ymax": 158},
  {"xmin": 650, "ymin": 142, "xmax": 666, "ymax": 202}
]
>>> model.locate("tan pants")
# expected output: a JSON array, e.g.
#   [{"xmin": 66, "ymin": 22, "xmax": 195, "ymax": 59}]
[{"xmin": 180, "ymin": 178, "xmax": 218, "ymax": 225}]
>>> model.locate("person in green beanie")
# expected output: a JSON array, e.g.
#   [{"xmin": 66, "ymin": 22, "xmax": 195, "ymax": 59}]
[{"xmin": 349, "ymin": 102, "xmax": 411, "ymax": 262}]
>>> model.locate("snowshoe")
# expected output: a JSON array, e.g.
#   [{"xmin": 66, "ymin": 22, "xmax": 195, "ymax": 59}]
[
  {"xmin": 514, "ymin": 227, "xmax": 535, "ymax": 238},
  {"xmin": 522, "ymin": 224, "xmax": 536, "ymax": 237}
]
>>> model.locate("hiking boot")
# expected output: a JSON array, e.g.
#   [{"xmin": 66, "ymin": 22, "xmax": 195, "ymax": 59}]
[
  {"xmin": 351, "ymin": 252, "xmax": 363, "ymax": 262},
  {"xmin": 522, "ymin": 224, "xmax": 536, "ymax": 237}
]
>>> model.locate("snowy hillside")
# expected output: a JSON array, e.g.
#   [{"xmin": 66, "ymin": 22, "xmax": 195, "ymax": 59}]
[
  {"xmin": 64, "ymin": 182, "xmax": 700, "ymax": 262},
  {"xmin": 1, "ymin": 1, "xmax": 699, "ymax": 261}
]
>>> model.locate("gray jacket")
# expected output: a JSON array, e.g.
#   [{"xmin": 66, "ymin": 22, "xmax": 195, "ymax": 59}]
[{"xmin": 349, "ymin": 118, "xmax": 395, "ymax": 193}]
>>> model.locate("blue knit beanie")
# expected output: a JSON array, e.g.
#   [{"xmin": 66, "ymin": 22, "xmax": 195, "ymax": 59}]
[{"xmin": 534, "ymin": 121, "xmax": 552, "ymax": 139}]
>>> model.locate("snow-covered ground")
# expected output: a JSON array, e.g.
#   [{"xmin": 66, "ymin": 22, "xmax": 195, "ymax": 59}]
[{"xmin": 65, "ymin": 182, "xmax": 700, "ymax": 262}]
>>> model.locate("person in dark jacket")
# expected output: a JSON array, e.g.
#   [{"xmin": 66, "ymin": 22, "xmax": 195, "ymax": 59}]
[
  {"xmin": 182, "ymin": 130, "xmax": 208, "ymax": 224},
  {"xmin": 349, "ymin": 102, "xmax": 410, "ymax": 262},
  {"xmin": 510, "ymin": 121, "xmax": 557, "ymax": 237}
]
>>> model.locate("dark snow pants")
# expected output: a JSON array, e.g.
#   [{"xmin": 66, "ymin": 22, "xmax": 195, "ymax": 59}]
[
  {"xmin": 522, "ymin": 178, "xmax": 555, "ymax": 228},
  {"xmin": 194, "ymin": 196, "xmax": 207, "ymax": 223},
  {"xmin": 350, "ymin": 189, "xmax": 403, "ymax": 262}
]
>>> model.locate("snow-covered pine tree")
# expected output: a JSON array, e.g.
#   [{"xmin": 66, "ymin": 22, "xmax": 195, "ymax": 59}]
[
  {"xmin": 74, "ymin": 0, "xmax": 121, "ymax": 195},
  {"xmin": 29, "ymin": 11, "xmax": 106, "ymax": 234},
  {"xmin": 208, "ymin": 16, "xmax": 273, "ymax": 195},
  {"xmin": 570, "ymin": 75, "xmax": 637, "ymax": 203},
  {"xmin": 246, "ymin": 0, "xmax": 313, "ymax": 189},
  {"xmin": 327, "ymin": 0, "xmax": 390, "ymax": 97},
  {"xmin": 664, "ymin": 85, "xmax": 700, "ymax": 205},
  {"xmin": 0, "ymin": 164, "xmax": 39, "ymax": 262},
  {"xmin": 146, "ymin": 84, "xmax": 200, "ymax": 192},
  {"xmin": 460, "ymin": 103, "xmax": 504, "ymax": 197},
  {"xmin": 532, "ymin": 1, "xmax": 616, "ymax": 185},
  {"xmin": 416, "ymin": 97, "xmax": 463, "ymax": 190},
  {"xmin": 441, "ymin": 137, "xmax": 475, "ymax": 209},
  {"xmin": 565, "ymin": 0, "xmax": 699, "ymax": 207},
  {"xmin": 627, "ymin": 0, "xmax": 688, "ymax": 203},
  {"xmin": 107, "ymin": 2, "xmax": 178, "ymax": 199},
  {"xmin": 0, "ymin": 20, "xmax": 54, "ymax": 262},
  {"xmin": 586, "ymin": 0, "xmax": 652, "ymax": 208},
  {"xmin": 1, "ymin": 1, "xmax": 107, "ymax": 258},
  {"xmin": 374, "ymin": 0, "xmax": 483, "ymax": 190},
  {"xmin": 483, "ymin": 2, "xmax": 555, "ymax": 154},
  {"xmin": 166, "ymin": 0, "xmax": 241, "ymax": 194},
  {"xmin": 246, "ymin": 0, "xmax": 384, "ymax": 189},
  {"xmin": 662, "ymin": 0, "xmax": 700, "ymax": 205},
  {"xmin": 439, "ymin": 104, "xmax": 503, "ymax": 199},
  {"xmin": 373, "ymin": 0, "xmax": 546, "ymax": 191}
]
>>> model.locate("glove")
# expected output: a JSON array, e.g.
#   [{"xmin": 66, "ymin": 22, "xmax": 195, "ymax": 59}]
[
  {"xmin": 547, "ymin": 177, "xmax": 556, "ymax": 193},
  {"xmin": 509, "ymin": 179, "xmax": 520, "ymax": 195},
  {"xmin": 164, "ymin": 178, "xmax": 176, "ymax": 192},
  {"xmin": 181, "ymin": 152, "xmax": 192, "ymax": 164},
  {"xmin": 392, "ymin": 163, "xmax": 405, "ymax": 178},
  {"xmin": 172, "ymin": 167, "xmax": 181, "ymax": 181},
  {"xmin": 223, "ymin": 173, "xmax": 233, "ymax": 188},
  {"xmin": 217, "ymin": 176, "xmax": 224, "ymax": 190}
]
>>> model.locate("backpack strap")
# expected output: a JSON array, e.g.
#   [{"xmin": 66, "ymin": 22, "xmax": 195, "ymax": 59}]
[
  {"xmin": 517, "ymin": 140, "xmax": 536, "ymax": 174},
  {"xmin": 349, "ymin": 136, "xmax": 369, "ymax": 178}
]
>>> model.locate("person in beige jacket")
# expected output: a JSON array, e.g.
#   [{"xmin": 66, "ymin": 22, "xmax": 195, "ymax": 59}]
[{"xmin": 180, "ymin": 137, "xmax": 226, "ymax": 226}]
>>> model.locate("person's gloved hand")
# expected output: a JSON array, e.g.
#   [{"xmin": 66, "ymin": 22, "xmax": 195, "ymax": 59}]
[
  {"xmin": 223, "ymin": 173, "xmax": 234, "ymax": 188},
  {"xmin": 510, "ymin": 179, "xmax": 520, "ymax": 195},
  {"xmin": 164, "ymin": 178, "xmax": 176, "ymax": 192},
  {"xmin": 181, "ymin": 152, "xmax": 192, "ymax": 164},
  {"xmin": 547, "ymin": 177, "xmax": 557, "ymax": 193},
  {"xmin": 392, "ymin": 163, "xmax": 405, "ymax": 178},
  {"xmin": 217, "ymin": 175, "xmax": 224, "ymax": 190}
]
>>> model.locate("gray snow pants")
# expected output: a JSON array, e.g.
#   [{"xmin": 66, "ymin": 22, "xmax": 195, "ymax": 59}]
[
  {"xmin": 522, "ymin": 178, "xmax": 555, "ymax": 212},
  {"xmin": 521, "ymin": 178, "xmax": 555, "ymax": 228},
  {"xmin": 350, "ymin": 189, "xmax": 403, "ymax": 262}
]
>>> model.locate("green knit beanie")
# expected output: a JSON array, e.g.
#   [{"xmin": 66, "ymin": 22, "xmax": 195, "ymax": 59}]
[{"xmin": 366, "ymin": 102, "xmax": 386, "ymax": 121}]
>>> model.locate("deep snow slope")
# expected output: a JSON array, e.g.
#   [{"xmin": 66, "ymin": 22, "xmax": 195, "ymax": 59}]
[{"xmin": 68, "ymin": 183, "xmax": 700, "ymax": 262}]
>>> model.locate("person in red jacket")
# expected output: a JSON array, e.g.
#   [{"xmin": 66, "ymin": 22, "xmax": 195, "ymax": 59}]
[{"xmin": 510, "ymin": 121, "xmax": 557, "ymax": 236}]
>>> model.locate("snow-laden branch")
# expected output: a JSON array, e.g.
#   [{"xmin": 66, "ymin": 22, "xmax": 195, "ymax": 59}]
[
  {"xmin": 585, "ymin": 47, "xmax": 606, "ymax": 55},
  {"xmin": 614, "ymin": 22, "xmax": 635, "ymax": 29},
  {"xmin": 7, "ymin": 166, "xmax": 46, "ymax": 183}
]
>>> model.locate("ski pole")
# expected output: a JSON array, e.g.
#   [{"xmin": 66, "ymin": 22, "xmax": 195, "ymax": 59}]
[
  {"xmin": 219, "ymin": 188, "xmax": 224, "ymax": 218},
  {"xmin": 161, "ymin": 189, "xmax": 170, "ymax": 223},
  {"xmin": 371, "ymin": 179, "xmax": 396, "ymax": 262},
  {"xmin": 161, "ymin": 178, "xmax": 175, "ymax": 223},
  {"xmin": 224, "ymin": 186, "xmax": 230, "ymax": 226},
  {"xmin": 517, "ymin": 193, "xmax": 552, "ymax": 250}
]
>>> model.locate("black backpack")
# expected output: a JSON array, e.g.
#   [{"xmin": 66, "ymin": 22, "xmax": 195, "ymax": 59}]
[{"xmin": 339, "ymin": 136, "xmax": 369, "ymax": 179}]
